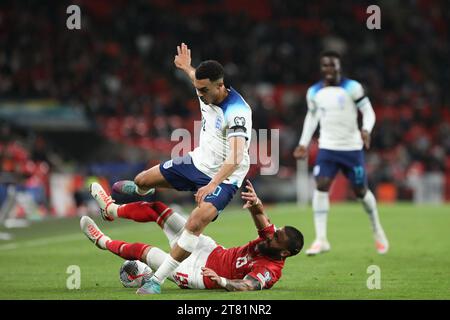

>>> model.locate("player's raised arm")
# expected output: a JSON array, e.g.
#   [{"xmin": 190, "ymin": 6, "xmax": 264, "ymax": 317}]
[
  {"xmin": 241, "ymin": 179, "xmax": 271, "ymax": 230},
  {"xmin": 174, "ymin": 42, "xmax": 195, "ymax": 84}
]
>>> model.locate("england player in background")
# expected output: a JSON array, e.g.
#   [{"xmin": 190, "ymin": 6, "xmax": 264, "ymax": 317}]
[
  {"xmin": 94, "ymin": 43, "xmax": 253, "ymax": 293},
  {"xmin": 293, "ymin": 51, "xmax": 389, "ymax": 255}
]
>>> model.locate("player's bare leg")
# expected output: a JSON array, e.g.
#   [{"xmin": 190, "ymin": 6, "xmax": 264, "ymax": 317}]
[
  {"xmin": 354, "ymin": 186, "xmax": 389, "ymax": 254},
  {"xmin": 137, "ymin": 202, "xmax": 217, "ymax": 294},
  {"xmin": 306, "ymin": 177, "xmax": 332, "ymax": 256},
  {"xmin": 113, "ymin": 165, "xmax": 172, "ymax": 196}
]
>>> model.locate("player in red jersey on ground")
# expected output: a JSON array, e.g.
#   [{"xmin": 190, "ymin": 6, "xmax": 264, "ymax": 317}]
[{"xmin": 81, "ymin": 180, "xmax": 304, "ymax": 292}]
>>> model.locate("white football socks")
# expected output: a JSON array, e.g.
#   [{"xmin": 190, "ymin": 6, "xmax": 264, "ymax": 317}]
[
  {"xmin": 152, "ymin": 255, "xmax": 180, "ymax": 284},
  {"xmin": 312, "ymin": 190, "xmax": 329, "ymax": 242},
  {"xmin": 360, "ymin": 190, "xmax": 382, "ymax": 234},
  {"xmin": 152, "ymin": 229, "xmax": 199, "ymax": 284},
  {"xmin": 162, "ymin": 212, "xmax": 187, "ymax": 249},
  {"xmin": 145, "ymin": 247, "xmax": 168, "ymax": 272}
]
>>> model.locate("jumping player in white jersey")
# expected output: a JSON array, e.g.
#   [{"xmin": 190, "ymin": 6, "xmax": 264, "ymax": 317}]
[
  {"xmin": 293, "ymin": 50, "xmax": 389, "ymax": 255},
  {"xmin": 99, "ymin": 43, "xmax": 253, "ymax": 294}
]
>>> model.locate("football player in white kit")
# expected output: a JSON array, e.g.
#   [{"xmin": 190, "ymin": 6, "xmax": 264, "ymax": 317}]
[
  {"xmin": 97, "ymin": 43, "xmax": 253, "ymax": 294},
  {"xmin": 293, "ymin": 51, "xmax": 389, "ymax": 255}
]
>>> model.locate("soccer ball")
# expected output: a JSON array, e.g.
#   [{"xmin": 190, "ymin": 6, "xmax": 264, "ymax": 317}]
[{"xmin": 119, "ymin": 260, "xmax": 152, "ymax": 288}]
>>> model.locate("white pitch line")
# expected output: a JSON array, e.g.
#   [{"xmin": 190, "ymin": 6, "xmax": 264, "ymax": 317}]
[
  {"xmin": 0, "ymin": 243, "xmax": 18, "ymax": 250},
  {"xmin": 0, "ymin": 224, "xmax": 152, "ymax": 252},
  {"xmin": 0, "ymin": 233, "xmax": 82, "ymax": 251}
]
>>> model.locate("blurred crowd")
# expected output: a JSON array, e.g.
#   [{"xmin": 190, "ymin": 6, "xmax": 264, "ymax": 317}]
[
  {"xmin": 0, "ymin": 122, "xmax": 50, "ymax": 218},
  {"xmin": 0, "ymin": 0, "xmax": 449, "ymax": 204}
]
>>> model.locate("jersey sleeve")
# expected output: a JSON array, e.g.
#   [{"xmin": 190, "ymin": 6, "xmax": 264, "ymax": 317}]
[
  {"xmin": 348, "ymin": 81, "xmax": 370, "ymax": 108},
  {"xmin": 257, "ymin": 224, "xmax": 276, "ymax": 240},
  {"xmin": 245, "ymin": 260, "xmax": 283, "ymax": 289},
  {"xmin": 224, "ymin": 103, "xmax": 252, "ymax": 141},
  {"xmin": 298, "ymin": 108, "xmax": 320, "ymax": 147},
  {"xmin": 306, "ymin": 87, "xmax": 318, "ymax": 113}
]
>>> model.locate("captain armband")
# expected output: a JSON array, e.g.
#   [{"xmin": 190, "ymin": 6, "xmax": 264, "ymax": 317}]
[
  {"xmin": 227, "ymin": 125, "xmax": 249, "ymax": 140},
  {"xmin": 229, "ymin": 125, "xmax": 247, "ymax": 134}
]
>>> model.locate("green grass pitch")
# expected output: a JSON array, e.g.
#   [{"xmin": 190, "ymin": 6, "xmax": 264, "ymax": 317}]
[{"xmin": 0, "ymin": 203, "xmax": 449, "ymax": 300}]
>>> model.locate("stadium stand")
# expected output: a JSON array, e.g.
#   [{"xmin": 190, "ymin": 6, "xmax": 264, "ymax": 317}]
[{"xmin": 0, "ymin": 0, "xmax": 448, "ymax": 218}]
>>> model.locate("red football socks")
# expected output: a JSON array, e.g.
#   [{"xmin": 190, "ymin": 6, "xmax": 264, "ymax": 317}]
[
  {"xmin": 117, "ymin": 201, "xmax": 160, "ymax": 222},
  {"xmin": 117, "ymin": 201, "xmax": 173, "ymax": 227},
  {"xmin": 106, "ymin": 240, "xmax": 149, "ymax": 260}
]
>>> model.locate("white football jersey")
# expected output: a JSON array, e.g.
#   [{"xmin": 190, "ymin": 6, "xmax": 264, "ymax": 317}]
[
  {"xmin": 304, "ymin": 78, "xmax": 371, "ymax": 150},
  {"xmin": 189, "ymin": 87, "xmax": 252, "ymax": 187}
]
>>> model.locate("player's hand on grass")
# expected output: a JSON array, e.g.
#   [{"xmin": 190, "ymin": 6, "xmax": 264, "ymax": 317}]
[
  {"xmin": 174, "ymin": 42, "xmax": 192, "ymax": 71},
  {"xmin": 293, "ymin": 145, "xmax": 308, "ymax": 159},
  {"xmin": 361, "ymin": 130, "xmax": 371, "ymax": 149},
  {"xmin": 242, "ymin": 179, "xmax": 260, "ymax": 208},
  {"xmin": 195, "ymin": 181, "xmax": 218, "ymax": 206}
]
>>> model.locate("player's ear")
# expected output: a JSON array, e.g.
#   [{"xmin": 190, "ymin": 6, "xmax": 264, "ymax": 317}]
[{"xmin": 281, "ymin": 250, "xmax": 290, "ymax": 258}]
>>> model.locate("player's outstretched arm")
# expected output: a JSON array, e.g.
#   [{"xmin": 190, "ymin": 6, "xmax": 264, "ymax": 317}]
[
  {"xmin": 294, "ymin": 110, "xmax": 319, "ymax": 159},
  {"xmin": 241, "ymin": 179, "xmax": 271, "ymax": 230},
  {"xmin": 293, "ymin": 144, "xmax": 308, "ymax": 159},
  {"xmin": 201, "ymin": 267, "xmax": 261, "ymax": 291},
  {"xmin": 358, "ymin": 101, "xmax": 376, "ymax": 149},
  {"xmin": 174, "ymin": 42, "xmax": 195, "ymax": 84}
]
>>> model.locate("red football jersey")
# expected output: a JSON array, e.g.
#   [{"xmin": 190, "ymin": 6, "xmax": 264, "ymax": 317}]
[{"xmin": 203, "ymin": 224, "xmax": 285, "ymax": 289}]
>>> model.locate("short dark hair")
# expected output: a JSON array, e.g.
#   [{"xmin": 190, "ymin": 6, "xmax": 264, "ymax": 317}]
[
  {"xmin": 284, "ymin": 226, "xmax": 304, "ymax": 256},
  {"xmin": 195, "ymin": 60, "xmax": 224, "ymax": 82},
  {"xmin": 320, "ymin": 50, "xmax": 341, "ymax": 61}
]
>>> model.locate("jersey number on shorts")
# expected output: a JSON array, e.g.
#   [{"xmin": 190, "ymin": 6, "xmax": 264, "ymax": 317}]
[
  {"xmin": 353, "ymin": 166, "xmax": 364, "ymax": 184},
  {"xmin": 205, "ymin": 186, "xmax": 222, "ymax": 200}
]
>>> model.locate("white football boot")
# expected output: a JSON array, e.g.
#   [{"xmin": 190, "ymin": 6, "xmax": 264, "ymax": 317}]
[
  {"xmin": 80, "ymin": 216, "xmax": 111, "ymax": 249},
  {"xmin": 90, "ymin": 182, "xmax": 116, "ymax": 221},
  {"xmin": 374, "ymin": 227, "xmax": 389, "ymax": 254},
  {"xmin": 306, "ymin": 239, "xmax": 331, "ymax": 256}
]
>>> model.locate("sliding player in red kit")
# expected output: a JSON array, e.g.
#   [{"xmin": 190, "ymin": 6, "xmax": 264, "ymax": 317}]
[{"xmin": 81, "ymin": 180, "xmax": 304, "ymax": 292}]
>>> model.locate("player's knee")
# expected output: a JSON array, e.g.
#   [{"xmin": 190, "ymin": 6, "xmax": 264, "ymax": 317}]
[
  {"xmin": 353, "ymin": 187, "xmax": 367, "ymax": 199},
  {"xmin": 185, "ymin": 215, "xmax": 212, "ymax": 234},
  {"xmin": 184, "ymin": 217, "xmax": 205, "ymax": 234},
  {"xmin": 185, "ymin": 203, "xmax": 217, "ymax": 234},
  {"xmin": 316, "ymin": 179, "xmax": 331, "ymax": 192}
]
